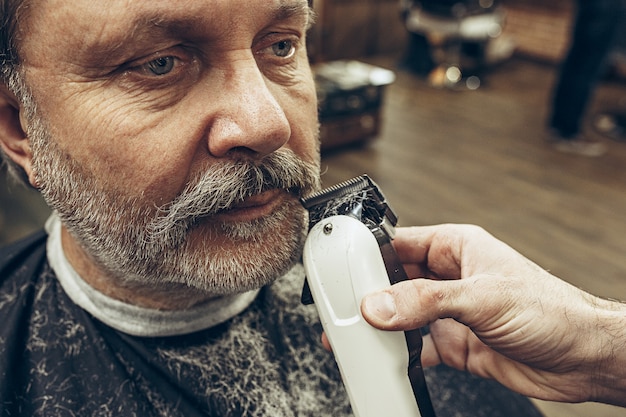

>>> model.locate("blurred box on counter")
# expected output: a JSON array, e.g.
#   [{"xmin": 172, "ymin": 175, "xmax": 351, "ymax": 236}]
[{"xmin": 314, "ymin": 60, "xmax": 395, "ymax": 151}]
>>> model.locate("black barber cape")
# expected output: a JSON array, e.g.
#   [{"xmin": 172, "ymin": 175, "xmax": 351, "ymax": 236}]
[{"xmin": 0, "ymin": 231, "xmax": 545, "ymax": 417}]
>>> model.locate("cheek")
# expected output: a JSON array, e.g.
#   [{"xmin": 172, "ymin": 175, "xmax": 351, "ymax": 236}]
[
  {"xmin": 280, "ymin": 78, "xmax": 320, "ymax": 164},
  {"xmin": 32, "ymin": 83, "xmax": 197, "ymax": 203},
  {"xmin": 289, "ymin": 110, "xmax": 320, "ymax": 167}
]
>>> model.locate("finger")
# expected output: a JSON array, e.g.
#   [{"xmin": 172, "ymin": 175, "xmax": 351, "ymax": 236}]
[
  {"xmin": 392, "ymin": 226, "xmax": 441, "ymax": 264},
  {"xmin": 420, "ymin": 333, "xmax": 442, "ymax": 367},
  {"xmin": 321, "ymin": 332, "xmax": 332, "ymax": 352},
  {"xmin": 427, "ymin": 318, "xmax": 479, "ymax": 371},
  {"xmin": 392, "ymin": 225, "xmax": 468, "ymax": 279},
  {"xmin": 393, "ymin": 224, "xmax": 521, "ymax": 280},
  {"xmin": 420, "ymin": 319, "xmax": 480, "ymax": 370}
]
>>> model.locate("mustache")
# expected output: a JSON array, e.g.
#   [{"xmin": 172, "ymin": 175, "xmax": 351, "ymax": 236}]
[{"xmin": 146, "ymin": 149, "xmax": 320, "ymax": 242}]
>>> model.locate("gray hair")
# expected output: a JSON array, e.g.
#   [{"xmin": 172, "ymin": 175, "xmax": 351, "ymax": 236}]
[
  {"xmin": 0, "ymin": 0, "xmax": 35, "ymax": 187},
  {"xmin": 0, "ymin": 0, "xmax": 23, "ymax": 80}
]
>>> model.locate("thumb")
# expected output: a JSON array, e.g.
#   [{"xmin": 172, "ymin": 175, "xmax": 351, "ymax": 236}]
[{"xmin": 361, "ymin": 278, "xmax": 467, "ymax": 331}]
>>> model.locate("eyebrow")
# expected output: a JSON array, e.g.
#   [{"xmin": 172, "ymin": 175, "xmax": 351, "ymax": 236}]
[{"xmin": 273, "ymin": 0, "xmax": 314, "ymax": 26}]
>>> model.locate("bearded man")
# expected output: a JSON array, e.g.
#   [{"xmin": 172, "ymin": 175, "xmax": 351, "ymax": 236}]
[{"xmin": 0, "ymin": 0, "xmax": 545, "ymax": 416}]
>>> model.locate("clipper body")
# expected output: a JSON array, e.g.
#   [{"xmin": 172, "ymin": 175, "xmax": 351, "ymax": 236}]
[
  {"xmin": 303, "ymin": 215, "xmax": 420, "ymax": 417},
  {"xmin": 301, "ymin": 175, "xmax": 436, "ymax": 417}
]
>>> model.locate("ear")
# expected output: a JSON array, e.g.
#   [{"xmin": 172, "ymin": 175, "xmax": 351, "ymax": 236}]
[{"xmin": 0, "ymin": 83, "xmax": 36, "ymax": 187}]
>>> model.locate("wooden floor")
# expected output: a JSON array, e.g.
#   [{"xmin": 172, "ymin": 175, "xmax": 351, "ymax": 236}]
[{"xmin": 2, "ymin": 56, "xmax": 626, "ymax": 417}]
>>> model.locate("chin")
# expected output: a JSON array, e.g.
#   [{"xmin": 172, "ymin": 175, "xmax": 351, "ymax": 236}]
[{"xmin": 162, "ymin": 199, "xmax": 308, "ymax": 295}]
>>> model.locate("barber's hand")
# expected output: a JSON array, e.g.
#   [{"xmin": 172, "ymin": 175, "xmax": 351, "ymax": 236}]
[{"xmin": 360, "ymin": 225, "xmax": 626, "ymax": 407}]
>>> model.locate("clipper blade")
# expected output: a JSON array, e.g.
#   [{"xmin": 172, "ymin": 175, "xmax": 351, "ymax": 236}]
[{"xmin": 301, "ymin": 174, "xmax": 398, "ymax": 231}]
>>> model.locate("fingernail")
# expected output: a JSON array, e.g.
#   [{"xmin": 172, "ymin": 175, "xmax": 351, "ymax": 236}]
[{"xmin": 363, "ymin": 291, "xmax": 397, "ymax": 322}]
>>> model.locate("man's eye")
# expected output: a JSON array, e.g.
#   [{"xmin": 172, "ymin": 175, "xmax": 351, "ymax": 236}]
[
  {"xmin": 142, "ymin": 56, "xmax": 176, "ymax": 76},
  {"xmin": 271, "ymin": 40, "xmax": 295, "ymax": 58}
]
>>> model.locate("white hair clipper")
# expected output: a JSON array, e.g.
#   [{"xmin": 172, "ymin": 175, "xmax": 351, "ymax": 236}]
[{"xmin": 301, "ymin": 175, "xmax": 436, "ymax": 417}]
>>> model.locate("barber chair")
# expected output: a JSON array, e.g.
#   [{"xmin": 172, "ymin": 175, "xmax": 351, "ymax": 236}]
[{"xmin": 400, "ymin": 0, "xmax": 511, "ymax": 89}]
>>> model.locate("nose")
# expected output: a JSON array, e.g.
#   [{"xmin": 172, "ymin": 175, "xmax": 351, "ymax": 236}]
[{"xmin": 206, "ymin": 61, "xmax": 292, "ymax": 159}]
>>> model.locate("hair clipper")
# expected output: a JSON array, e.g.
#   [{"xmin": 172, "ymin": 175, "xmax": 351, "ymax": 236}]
[{"xmin": 301, "ymin": 175, "xmax": 436, "ymax": 417}]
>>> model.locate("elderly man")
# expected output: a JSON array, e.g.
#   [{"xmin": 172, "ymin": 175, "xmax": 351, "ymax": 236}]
[{"xmin": 0, "ymin": 1, "xmax": 545, "ymax": 416}]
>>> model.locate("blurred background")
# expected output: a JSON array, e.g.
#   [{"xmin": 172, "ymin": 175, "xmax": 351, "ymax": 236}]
[{"xmin": 2, "ymin": 1, "xmax": 626, "ymax": 416}]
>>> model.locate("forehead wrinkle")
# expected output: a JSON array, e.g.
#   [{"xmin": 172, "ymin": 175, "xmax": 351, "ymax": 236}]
[
  {"xmin": 139, "ymin": 0, "xmax": 314, "ymax": 36},
  {"xmin": 126, "ymin": 0, "xmax": 314, "ymax": 36},
  {"xmin": 84, "ymin": 0, "xmax": 313, "ymax": 64}
]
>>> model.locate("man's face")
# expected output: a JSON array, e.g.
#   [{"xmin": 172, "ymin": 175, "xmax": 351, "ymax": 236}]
[{"xmin": 18, "ymin": 0, "xmax": 321, "ymax": 296}]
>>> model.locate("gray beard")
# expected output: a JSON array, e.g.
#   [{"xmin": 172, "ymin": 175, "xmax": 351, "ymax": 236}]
[{"xmin": 28, "ymin": 110, "xmax": 321, "ymax": 296}]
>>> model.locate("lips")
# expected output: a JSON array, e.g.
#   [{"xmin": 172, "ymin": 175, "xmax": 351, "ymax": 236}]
[
  {"xmin": 216, "ymin": 189, "xmax": 287, "ymax": 222},
  {"xmin": 231, "ymin": 189, "xmax": 282, "ymax": 209}
]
